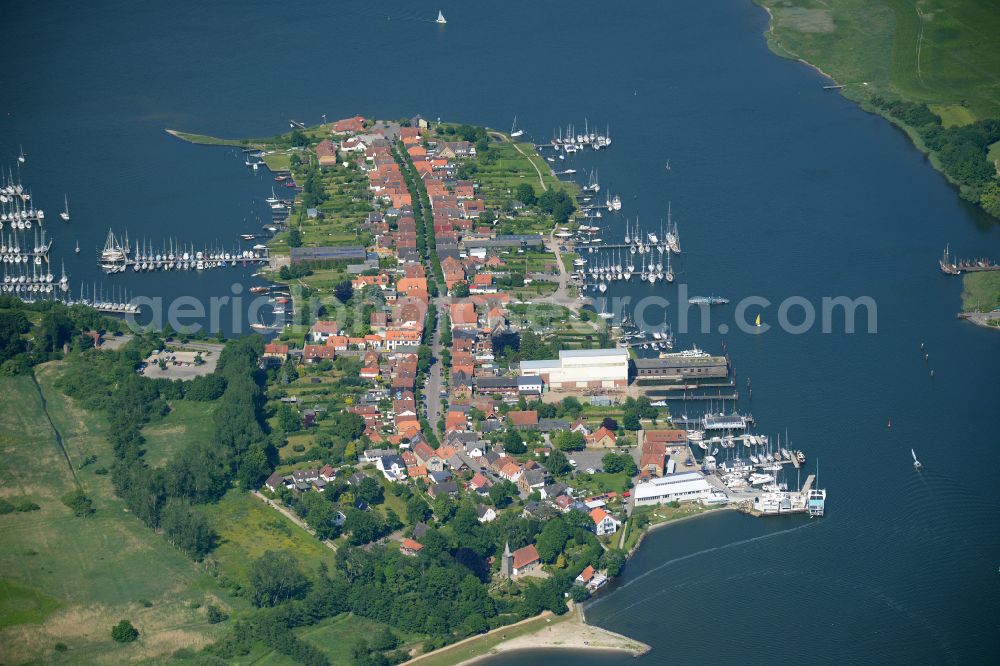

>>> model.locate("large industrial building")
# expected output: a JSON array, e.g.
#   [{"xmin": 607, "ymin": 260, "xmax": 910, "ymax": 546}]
[
  {"xmin": 631, "ymin": 353, "xmax": 729, "ymax": 383},
  {"xmin": 519, "ymin": 348, "xmax": 629, "ymax": 390},
  {"xmin": 633, "ymin": 471, "xmax": 720, "ymax": 506}
]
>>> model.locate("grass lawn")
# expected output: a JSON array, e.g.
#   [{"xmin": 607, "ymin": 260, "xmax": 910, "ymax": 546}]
[
  {"xmin": 928, "ymin": 103, "xmax": 977, "ymax": 127},
  {"xmin": 142, "ymin": 400, "xmax": 216, "ymax": 467},
  {"xmin": 960, "ymin": 271, "xmax": 1000, "ymax": 312},
  {"xmin": 0, "ymin": 366, "xmax": 229, "ymax": 664},
  {"xmin": 759, "ymin": 0, "xmax": 1000, "ymax": 120},
  {"xmin": 203, "ymin": 490, "xmax": 335, "ymax": 583}
]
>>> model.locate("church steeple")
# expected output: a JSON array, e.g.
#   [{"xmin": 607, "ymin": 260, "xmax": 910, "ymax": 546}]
[{"xmin": 500, "ymin": 541, "xmax": 513, "ymax": 578}]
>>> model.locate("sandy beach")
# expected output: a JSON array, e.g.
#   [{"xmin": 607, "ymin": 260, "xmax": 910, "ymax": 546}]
[{"xmin": 402, "ymin": 603, "xmax": 649, "ymax": 666}]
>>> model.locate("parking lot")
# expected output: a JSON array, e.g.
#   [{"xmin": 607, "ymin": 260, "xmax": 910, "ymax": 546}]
[{"xmin": 141, "ymin": 348, "xmax": 218, "ymax": 380}]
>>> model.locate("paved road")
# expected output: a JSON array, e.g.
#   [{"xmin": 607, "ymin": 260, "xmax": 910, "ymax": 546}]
[{"xmin": 424, "ymin": 301, "xmax": 446, "ymax": 437}]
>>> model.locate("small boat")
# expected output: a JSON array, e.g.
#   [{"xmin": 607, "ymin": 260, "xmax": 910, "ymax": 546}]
[
  {"xmin": 59, "ymin": 195, "xmax": 70, "ymax": 222},
  {"xmin": 911, "ymin": 449, "xmax": 922, "ymax": 470},
  {"xmin": 240, "ymin": 234, "xmax": 256, "ymax": 241},
  {"xmin": 74, "ymin": 240, "xmax": 80, "ymax": 254},
  {"xmin": 17, "ymin": 146, "xmax": 25, "ymax": 164},
  {"xmin": 755, "ymin": 313, "xmax": 762, "ymax": 328},
  {"xmin": 510, "ymin": 116, "xmax": 524, "ymax": 138},
  {"xmin": 249, "ymin": 286, "xmax": 269, "ymax": 295},
  {"xmin": 435, "ymin": 9, "xmax": 447, "ymax": 24}
]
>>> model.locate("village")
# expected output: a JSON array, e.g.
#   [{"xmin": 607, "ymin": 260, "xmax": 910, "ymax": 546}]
[{"xmin": 248, "ymin": 114, "xmax": 823, "ymax": 605}]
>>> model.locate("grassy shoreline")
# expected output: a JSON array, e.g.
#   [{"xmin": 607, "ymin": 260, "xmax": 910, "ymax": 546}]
[{"xmin": 755, "ymin": 0, "xmax": 1000, "ymax": 221}]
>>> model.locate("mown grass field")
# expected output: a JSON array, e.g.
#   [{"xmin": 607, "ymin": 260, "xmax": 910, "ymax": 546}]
[
  {"xmin": 0, "ymin": 366, "xmax": 229, "ymax": 664},
  {"xmin": 142, "ymin": 400, "xmax": 216, "ymax": 467},
  {"xmin": 759, "ymin": 0, "xmax": 1000, "ymax": 121},
  {"xmin": 960, "ymin": 271, "xmax": 1000, "ymax": 311}
]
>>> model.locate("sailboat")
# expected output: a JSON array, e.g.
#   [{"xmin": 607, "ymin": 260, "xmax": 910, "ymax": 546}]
[
  {"xmin": 510, "ymin": 116, "xmax": 524, "ymax": 138},
  {"xmin": 17, "ymin": 146, "xmax": 26, "ymax": 164},
  {"xmin": 60, "ymin": 195, "xmax": 70, "ymax": 222},
  {"xmin": 911, "ymin": 449, "xmax": 922, "ymax": 470},
  {"xmin": 435, "ymin": 9, "xmax": 447, "ymax": 24},
  {"xmin": 74, "ymin": 240, "xmax": 80, "ymax": 254},
  {"xmin": 755, "ymin": 314, "xmax": 761, "ymax": 328}
]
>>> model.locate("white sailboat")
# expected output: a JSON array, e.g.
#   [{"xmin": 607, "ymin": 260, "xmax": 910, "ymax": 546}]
[
  {"xmin": 435, "ymin": 9, "xmax": 447, "ymax": 24},
  {"xmin": 911, "ymin": 449, "xmax": 922, "ymax": 470},
  {"xmin": 510, "ymin": 116, "xmax": 524, "ymax": 138},
  {"xmin": 59, "ymin": 195, "xmax": 70, "ymax": 222}
]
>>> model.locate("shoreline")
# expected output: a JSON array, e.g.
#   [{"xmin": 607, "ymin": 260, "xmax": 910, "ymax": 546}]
[
  {"xmin": 404, "ymin": 510, "xmax": 733, "ymax": 666},
  {"xmin": 624, "ymin": 506, "xmax": 735, "ymax": 558},
  {"xmin": 402, "ymin": 603, "xmax": 649, "ymax": 666}
]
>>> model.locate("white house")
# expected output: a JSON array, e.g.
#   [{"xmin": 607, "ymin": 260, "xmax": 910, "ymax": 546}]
[
  {"xmin": 376, "ymin": 455, "xmax": 408, "ymax": 482},
  {"xmin": 589, "ymin": 507, "xmax": 621, "ymax": 536}
]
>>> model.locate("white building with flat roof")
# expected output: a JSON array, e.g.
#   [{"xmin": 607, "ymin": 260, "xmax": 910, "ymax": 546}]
[
  {"xmin": 520, "ymin": 348, "xmax": 628, "ymax": 390},
  {"xmin": 633, "ymin": 471, "xmax": 720, "ymax": 506}
]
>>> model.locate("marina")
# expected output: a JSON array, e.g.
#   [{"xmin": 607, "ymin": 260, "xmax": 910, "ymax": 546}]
[
  {"xmin": 98, "ymin": 229, "xmax": 269, "ymax": 274},
  {"xmin": 938, "ymin": 244, "xmax": 999, "ymax": 274}
]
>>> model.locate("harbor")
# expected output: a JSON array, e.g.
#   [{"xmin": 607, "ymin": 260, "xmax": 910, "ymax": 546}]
[{"xmin": 98, "ymin": 228, "xmax": 269, "ymax": 274}]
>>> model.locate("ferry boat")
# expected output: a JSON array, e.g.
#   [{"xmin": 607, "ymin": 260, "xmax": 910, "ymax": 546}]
[
  {"xmin": 688, "ymin": 295, "xmax": 730, "ymax": 306},
  {"xmin": 659, "ymin": 345, "xmax": 709, "ymax": 359}
]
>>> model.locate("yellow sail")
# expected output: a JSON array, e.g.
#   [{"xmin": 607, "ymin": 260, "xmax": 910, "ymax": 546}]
[{"xmin": 755, "ymin": 314, "xmax": 761, "ymax": 327}]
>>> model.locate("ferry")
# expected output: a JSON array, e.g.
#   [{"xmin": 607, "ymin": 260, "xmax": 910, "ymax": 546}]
[
  {"xmin": 659, "ymin": 345, "xmax": 710, "ymax": 359},
  {"xmin": 688, "ymin": 295, "xmax": 729, "ymax": 306}
]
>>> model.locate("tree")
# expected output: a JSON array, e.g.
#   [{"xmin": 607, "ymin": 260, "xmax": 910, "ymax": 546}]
[
  {"xmin": 601, "ymin": 417, "xmax": 618, "ymax": 432},
  {"xmin": 334, "ymin": 280, "xmax": 354, "ymax": 304},
  {"xmin": 344, "ymin": 509, "xmax": 386, "ymax": 545},
  {"xmin": 601, "ymin": 549, "xmax": 626, "ymax": 577},
  {"xmin": 287, "ymin": 227, "xmax": 303, "ymax": 248},
  {"xmin": 61, "ymin": 490, "xmax": 94, "ymax": 517},
  {"xmin": 248, "ymin": 551, "xmax": 310, "ymax": 607},
  {"xmin": 546, "ymin": 448, "xmax": 571, "ymax": 476},
  {"xmin": 622, "ymin": 411, "xmax": 641, "ymax": 431},
  {"xmin": 559, "ymin": 396, "xmax": 582, "ymax": 416},
  {"xmin": 38, "ymin": 311, "xmax": 74, "ymax": 353},
  {"xmin": 111, "ymin": 619, "xmax": 139, "ymax": 643},
  {"xmin": 488, "ymin": 480, "xmax": 518, "ymax": 508},
  {"xmin": 602, "ymin": 452, "xmax": 638, "ymax": 476},
  {"xmin": 160, "ymin": 499, "xmax": 217, "ymax": 559},
  {"xmin": 515, "ymin": 182, "xmax": 537, "ymax": 206},
  {"xmin": 535, "ymin": 518, "xmax": 570, "ymax": 562},
  {"xmin": 450, "ymin": 281, "xmax": 470, "ymax": 297},
  {"xmin": 277, "ymin": 403, "xmax": 302, "ymax": 432},
  {"xmin": 406, "ymin": 495, "xmax": 431, "ymax": 524},
  {"xmin": 554, "ymin": 430, "xmax": 585, "ymax": 451},
  {"xmin": 502, "ymin": 429, "xmax": 526, "ymax": 454},
  {"xmin": 356, "ymin": 477, "xmax": 384, "ymax": 505}
]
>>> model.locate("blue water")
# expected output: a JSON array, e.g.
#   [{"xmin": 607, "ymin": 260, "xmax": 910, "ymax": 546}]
[{"xmin": 4, "ymin": 0, "xmax": 999, "ymax": 662}]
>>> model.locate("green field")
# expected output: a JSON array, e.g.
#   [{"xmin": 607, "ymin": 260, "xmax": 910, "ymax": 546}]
[
  {"xmin": 0, "ymin": 366, "xmax": 230, "ymax": 664},
  {"xmin": 142, "ymin": 400, "xmax": 217, "ymax": 467},
  {"xmin": 202, "ymin": 490, "xmax": 335, "ymax": 583},
  {"xmin": 960, "ymin": 271, "xmax": 1000, "ymax": 312},
  {"xmin": 759, "ymin": 0, "xmax": 1000, "ymax": 120}
]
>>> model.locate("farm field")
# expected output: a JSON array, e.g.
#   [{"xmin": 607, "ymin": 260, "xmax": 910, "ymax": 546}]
[{"xmin": 0, "ymin": 367, "xmax": 228, "ymax": 664}]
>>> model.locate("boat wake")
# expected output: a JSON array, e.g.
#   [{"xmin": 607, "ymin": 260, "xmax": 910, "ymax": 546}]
[{"xmin": 587, "ymin": 521, "xmax": 818, "ymax": 618}]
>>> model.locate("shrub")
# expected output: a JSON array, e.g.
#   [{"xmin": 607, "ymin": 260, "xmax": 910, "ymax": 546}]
[
  {"xmin": 111, "ymin": 619, "xmax": 139, "ymax": 643},
  {"xmin": 61, "ymin": 491, "xmax": 94, "ymax": 517}
]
